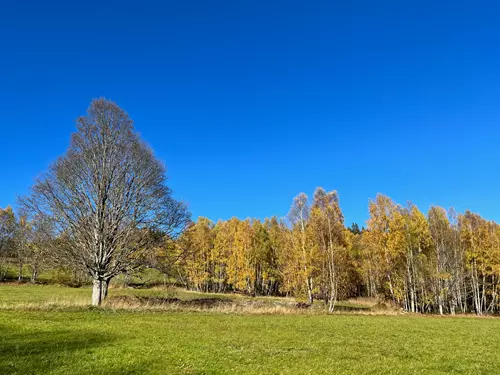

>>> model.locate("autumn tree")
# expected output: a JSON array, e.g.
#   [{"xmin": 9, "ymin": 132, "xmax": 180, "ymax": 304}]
[
  {"xmin": 427, "ymin": 206, "xmax": 466, "ymax": 314},
  {"xmin": 363, "ymin": 194, "xmax": 400, "ymax": 302},
  {"xmin": 266, "ymin": 217, "xmax": 290, "ymax": 295},
  {"xmin": 259, "ymin": 218, "xmax": 283, "ymax": 295},
  {"xmin": 458, "ymin": 211, "xmax": 500, "ymax": 315},
  {"xmin": 179, "ymin": 217, "xmax": 215, "ymax": 291},
  {"xmin": 20, "ymin": 98, "xmax": 190, "ymax": 305},
  {"xmin": 226, "ymin": 219, "xmax": 254, "ymax": 293},
  {"xmin": 288, "ymin": 193, "xmax": 315, "ymax": 304},
  {"xmin": 401, "ymin": 204, "xmax": 432, "ymax": 312},
  {"xmin": 211, "ymin": 219, "xmax": 233, "ymax": 292},
  {"xmin": 309, "ymin": 187, "xmax": 350, "ymax": 312},
  {"xmin": 362, "ymin": 196, "xmax": 433, "ymax": 312},
  {"xmin": 248, "ymin": 219, "xmax": 283, "ymax": 296}
]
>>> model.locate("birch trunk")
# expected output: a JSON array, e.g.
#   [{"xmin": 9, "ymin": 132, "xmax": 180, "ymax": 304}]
[
  {"xmin": 92, "ymin": 279, "xmax": 104, "ymax": 306},
  {"xmin": 18, "ymin": 261, "xmax": 23, "ymax": 282},
  {"xmin": 306, "ymin": 277, "xmax": 314, "ymax": 305}
]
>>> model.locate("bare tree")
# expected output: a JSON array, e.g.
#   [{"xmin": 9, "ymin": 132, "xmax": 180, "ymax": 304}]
[
  {"xmin": 13, "ymin": 215, "xmax": 30, "ymax": 282},
  {"xmin": 20, "ymin": 99, "xmax": 191, "ymax": 305},
  {"xmin": 23, "ymin": 214, "xmax": 56, "ymax": 283}
]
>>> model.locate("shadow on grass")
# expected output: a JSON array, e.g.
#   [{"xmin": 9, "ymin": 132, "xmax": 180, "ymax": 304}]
[
  {"xmin": 110, "ymin": 295, "xmax": 233, "ymax": 308},
  {"xmin": 334, "ymin": 304, "xmax": 371, "ymax": 312},
  {"xmin": 0, "ymin": 327, "xmax": 146, "ymax": 374}
]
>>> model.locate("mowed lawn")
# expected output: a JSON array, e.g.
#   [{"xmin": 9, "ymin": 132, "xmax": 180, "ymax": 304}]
[{"xmin": 1, "ymin": 286, "xmax": 500, "ymax": 374}]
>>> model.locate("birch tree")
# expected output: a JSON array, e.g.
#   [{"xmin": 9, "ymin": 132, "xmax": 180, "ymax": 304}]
[
  {"xmin": 310, "ymin": 187, "xmax": 348, "ymax": 312},
  {"xmin": 181, "ymin": 217, "xmax": 215, "ymax": 291},
  {"xmin": 364, "ymin": 194, "xmax": 400, "ymax": 303},
  {"xmin": 288, "ymin": 193, "xmax": 315, "ymax": 304},
  {"xmin": 20, "ymin": 98, "xmax": 190, "ymax": 305},
  {"xmin": 428, "ymin": 206, "xmax": 464, "ymax": 314}
]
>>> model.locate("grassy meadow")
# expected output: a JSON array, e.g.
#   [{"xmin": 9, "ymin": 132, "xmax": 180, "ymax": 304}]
[{"xmin": 1, "ymin": 284, "xmax": 500, "ymax": 375}]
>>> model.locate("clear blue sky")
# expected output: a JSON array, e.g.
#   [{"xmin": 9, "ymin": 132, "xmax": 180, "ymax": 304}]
[{"xmin": 1, "ymin": 1, "xmax": 500, "ymax": 227}]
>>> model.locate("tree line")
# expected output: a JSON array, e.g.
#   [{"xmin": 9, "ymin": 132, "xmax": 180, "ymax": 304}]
[
  {"xmin": 163, "ymin": 189, "xmax": 353, "ymax": 313},
  {"xmin": 4, "ymin": 188, "xmax": 499, "ymax": 315},
  {"xmin": 0, "ymin": 98, "xmax": 499, "ymax": 315},
  {"xmin": 160, "ymin": 192, "xmax": 500, "ymax": 315}
]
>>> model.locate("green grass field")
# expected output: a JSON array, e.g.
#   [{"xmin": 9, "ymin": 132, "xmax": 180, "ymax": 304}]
[{"xmin": 1, "ymin": 285, "xmax": 500, "ymax": 374}]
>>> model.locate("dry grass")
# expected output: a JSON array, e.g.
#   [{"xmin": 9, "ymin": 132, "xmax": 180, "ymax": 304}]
[
  {"xmin": 345, "ymin": 296, "xmax": 379, "ymax": 307},
  {"xmin": 0, "ymin": 284, "xmax": 309, "ymax": 314},
  {"xmin": 103, "ymin": 294, "xmax": 312, "ymax": 315},
  {"xmin": 0, "ymin": 296, "xmax": 403, "ymax": 316},
  {"xmin": 0, "ymin": 284, "xmax": 404, "ymax": 316},
  {"xmin": 0, "ymin": 298, "xmax": 89, "ymax": 311}
]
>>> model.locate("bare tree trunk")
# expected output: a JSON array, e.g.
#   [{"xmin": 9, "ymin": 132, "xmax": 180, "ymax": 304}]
[
  {"xmin": 327, "ymin": 259, "xmax": 337, "ymax": 312},
  {"xmin": 369, "ymin": 269, "xmax": 377, "ymax": 298},
  {"xmin": 92, "ymin": 279, "xmax": 105, "ymax": 306},
  {"xmin": 328, "ymin": 294, "xmax": 336, "ymax": 313},
  {"xmin": 438, "ymin": 294, "xmax": 443, "ymax": 315},
  {"xmin": 18, "ymin": 261, "xmax": 23, "ymax": 282},
  {"xmin": 461, "ymin": 281, "xmax": 467, "ymax": 313},
  {"xmin": 471, "ymin": 260, "xmax": 482, "ymax": 315},
  {"xmin": 487, "ymin": 275, "xmax": 497, "ymax": 314},
  {"xmin": 387, "ymin": 273, "xmax": 395, "ymax": 304},
  {"xmin": 407, "ymin": 263, "xmax": 415, "ymax": 313},
  {"xmin": 103, "ymin": 278, "xmax": 110, "ymax": 299},
  {"xmin": 307, "ymin": 277, "xmax": 314, "ymax": 305}
]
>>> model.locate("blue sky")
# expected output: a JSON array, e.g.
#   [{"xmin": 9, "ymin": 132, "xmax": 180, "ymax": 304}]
[{"xmin": 1, "ymin": 1, "xmax": 499, "ymax": 227}]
